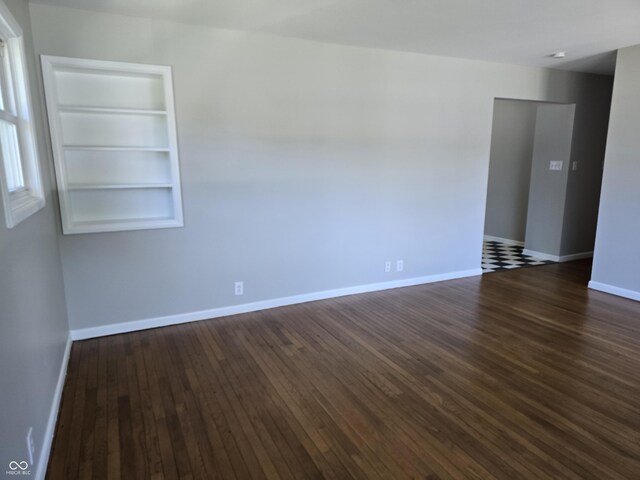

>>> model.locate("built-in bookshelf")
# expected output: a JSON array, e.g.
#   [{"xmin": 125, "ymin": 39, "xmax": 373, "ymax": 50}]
[{"xmin": 41, "ymin": 56, "xmax": 184, "ymax": 234}]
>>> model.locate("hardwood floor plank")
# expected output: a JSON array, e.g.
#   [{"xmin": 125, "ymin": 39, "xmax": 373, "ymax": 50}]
[
  {"xmin": 105, "ymin": 335, "xmax": 121, "ymax": 480},
  {"xmin": 191, "ymin": 325, "xmax": 268, "ymax": 480},
  {"xmin": 253, "ymin": 313, "xmax": 407, "ymax": 480},
  {"xmin": 141, "ymin": 335, "xmax": 178, "ymax": 479},
  {"xmin": 47, "ymin": 260, "xmax": 640, "ymax": 479},
  {"xmin": 91, "ymin": 338, "xmax": 108, "ymax": 480},
  {"xmin": 184, "ymin": 324, "xmax": 250, "ymax": 480},
  {"xmin": 63, "ymin": 340, "xmax": 89, "ymax": 479},
  {"xmin": 130, "ymin": 333, "xmax": 164, "ymax": 478},
  {"xmin": 341, "ymin": 286, "xmax": 635, "ymax": 478},
  {"xmin": 78, "ymin": 340, "xmax": 99, "ymax": 479},
  {"xmin": 299, "ymin": 308, "xmax": 514, "ymax": 479},
  {"xmin": 150, "ymin": 329, "xmax": 202, "ymax": 480},
  {"xmin": 231, "ymin": 321, "xmax": 356, "ymax": 479},
  {"xmin": 176, "ymin": 327, "xmax": 238, "ymax": 479}
]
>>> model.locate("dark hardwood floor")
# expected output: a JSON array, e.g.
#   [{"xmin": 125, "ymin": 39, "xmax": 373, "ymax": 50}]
[{"xmin": 47, "ymin": 260, "xmax": 640, "ymax": 479}]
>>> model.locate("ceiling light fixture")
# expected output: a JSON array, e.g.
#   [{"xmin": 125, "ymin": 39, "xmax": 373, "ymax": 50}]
[{"xmin": 552, "ymin": 51, "xmax": 566, "ymax": 59}]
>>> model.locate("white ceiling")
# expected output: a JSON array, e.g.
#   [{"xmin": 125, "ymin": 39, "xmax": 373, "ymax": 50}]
[{"xmin": 29, "ymin": 0, "xmax": 640, "ymax": 75}]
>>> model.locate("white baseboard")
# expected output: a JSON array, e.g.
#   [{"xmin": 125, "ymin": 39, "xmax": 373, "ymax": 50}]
[
  {"xmin": 35, "ymin": 333, "xmax": 72, "ymax": 480},
  {"xmin": 483, "ymin": 235, "xmax": 524, "ymax": 246},
  {"xmin": 522, "ymin": 249, "xmax": 560, "ymax": 261},
  {"xmin": 521, "ymin": 249, "xmax": 593, "ymax": 263},
  {"xmin": 71, "ymin": 268, "xmax": 482, "ymax": 340},
  {"xmin": 588, "ymin": 281, "xmax": 640, "ymax": 302},
  {"xmin": 558, "ymin": 251, "xmax": 594, "ymax": 262}
]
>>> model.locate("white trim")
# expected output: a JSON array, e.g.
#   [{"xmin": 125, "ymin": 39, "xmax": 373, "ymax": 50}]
[
  {"xmin": 3, "ymin": 191, "xmax": 45, "ymax": 226},
  {"xmin": 35, "ymin": 333, "xmax": 72, "ymax": 480},
  {"xmin": 483, "ymin": 235, "xmax": 524, "ymax": 246},
  {"xmin": 71, "ymin": 268, "xmax": 482, "ymax": 340},
  {"xmin": 522, "ymin": 249, "xmax": 559, "ymax": 261},
  {"xmin": 588, "ymin": 281, "xmax": 640, "ymax": 302},
  {"xmin": 521, "ymin": 249, "xmax": 593, "ymax": 263},
  {"xmin": 557, "ymin": 251, "xmax": 593, "ymax": 262}
]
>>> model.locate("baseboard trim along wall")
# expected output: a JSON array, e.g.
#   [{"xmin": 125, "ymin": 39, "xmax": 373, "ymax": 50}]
[
  {"xmin": 483, "ymin": 235, "xmax": 524, "ymax": 246},
  {"xmin": 521, "ymin": 250, "xmax": 593, "ymax": 263},
  {"xmin": 36, "ymin": 333, "xmax": 72, "ymax": 480},
  {"xmin": 71, "ymin": 268, "xmax": 482, "ymax": 340},
  {"xmin": 588, "ymin": 281, "xmax": 640, "ymax": 302}
]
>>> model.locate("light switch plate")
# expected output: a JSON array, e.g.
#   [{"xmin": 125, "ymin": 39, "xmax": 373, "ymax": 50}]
[{"xmin": 549, "ymin": 161, "xmax": 563, "ymax": 171}]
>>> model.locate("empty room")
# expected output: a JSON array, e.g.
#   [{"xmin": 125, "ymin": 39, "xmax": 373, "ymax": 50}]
[{"xmin": 2, "ymin": 0, "xmax": 640, "ymax": 479}]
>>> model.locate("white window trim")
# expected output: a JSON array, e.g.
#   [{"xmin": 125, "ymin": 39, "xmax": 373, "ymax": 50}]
[{"xmin": 0, "ymin": 0, "xmax": 44, "ymax": 228}]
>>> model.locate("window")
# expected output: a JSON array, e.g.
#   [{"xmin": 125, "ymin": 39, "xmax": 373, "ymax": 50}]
[{"xmin": 0, "ymin": 1, "xmax": 44, "ymax": 228}]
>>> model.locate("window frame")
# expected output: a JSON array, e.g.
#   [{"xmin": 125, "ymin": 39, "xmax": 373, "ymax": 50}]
[{"xmin": 0, "ymin": 0, "xmax": 44, "ymax": 228}]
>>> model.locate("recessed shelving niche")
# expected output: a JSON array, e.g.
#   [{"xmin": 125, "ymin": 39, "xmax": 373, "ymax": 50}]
[{"xmin": 41, "ymin": 56, "xmax": 184, "ymax": 234}]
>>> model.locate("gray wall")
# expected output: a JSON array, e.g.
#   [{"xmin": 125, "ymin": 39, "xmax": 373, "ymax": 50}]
[
  {"xmin": 28, "ymin": 4, "xmax": 614, "ymax": 331},
  {"xmin": 0, "ymin": 0, "xmax": 69, "ymax": 473},
  {"xmin": 561, "ymin": 77, "xmax": 612, "ymax": 256},
  {"xmin": 592, "ymin": 45, "xmax": 640, "ymax": 296},
  {"xmin": 484, "ymin": 99, "xmax": 538, "ymax": 242},
  {"xmin": 524, "ymin": 104, "xmax": 576, "ymax": 255}
]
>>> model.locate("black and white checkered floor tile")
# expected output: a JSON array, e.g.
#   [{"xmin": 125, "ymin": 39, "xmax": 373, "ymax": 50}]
[{"xmin": 482, "ymin": 241, "xmax": 555, "ymax": 273}]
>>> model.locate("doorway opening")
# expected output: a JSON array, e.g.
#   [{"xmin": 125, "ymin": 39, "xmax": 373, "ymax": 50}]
[{"xmin": 482, "ymin": 98, "xmax": 599, "ymax": 274}]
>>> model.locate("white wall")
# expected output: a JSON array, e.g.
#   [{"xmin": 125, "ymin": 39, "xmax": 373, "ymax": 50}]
[
  {"xmin": 484, "ymin": 99, "xmax": 538, "ymax": 242},
  {"xmin": 591, "ymin": 45, "xmax": 640, "ymax": 300},
  {"xmin": 0, "ymin": 0, "xmax": 69, "ymax": 476},
  {"xmin": 28, "ymin": 4, "xmax": 614, "ymax": 332},
  {"xmin": 524, "ymin": 104, "xmax": 576, "ymax": 256}
]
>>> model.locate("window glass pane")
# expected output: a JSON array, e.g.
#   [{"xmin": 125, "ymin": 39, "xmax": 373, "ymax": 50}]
[
  {"xmin": 0, "ymin": 118, "xmax": 24, "ymax": 191},
  {"xmin": 2, "ymin": 41, "xmax": 16, "ymax": 114}
]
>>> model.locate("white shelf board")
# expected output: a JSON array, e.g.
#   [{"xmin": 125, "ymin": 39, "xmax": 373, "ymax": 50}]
[
  {"xmin": 53, "ymin": 64, "xmax": 167, "ymax": 79},
  {"xmin": 58, "ymin": 106, "xmax": 167, "ymax": 116},
  {"xmin": 69, "ymin": 216, "xmax": 182, "ymax": 234},
  {"xmin": 67, "ymin": 183, "xmax": 174, "ymax": 190},
  {"xmin": 63, "ymin": 146, "xmax": 171, "ymax": 152}
]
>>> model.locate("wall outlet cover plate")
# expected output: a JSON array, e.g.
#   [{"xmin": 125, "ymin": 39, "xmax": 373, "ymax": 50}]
[{"xmin": 549, "ymin": 161, "xmax": 563, "ymax": 171}]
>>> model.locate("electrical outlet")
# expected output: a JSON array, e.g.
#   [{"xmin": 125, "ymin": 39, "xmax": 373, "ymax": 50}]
[
  {"xmin": 396, "ymin": 260, "xmax": 404, "ymax": 272},
  {"xmin": 384, "ymin": 261, "xmax": 391, "ymax": 273},
  {"xmin": 572, "ymin": 161, "xmax": 578, "ymax": 171},
  {"xmin": 234, "ymin": 281, "xmax": 244, "ymax": 296},
  {"xmin": 26, "ymin": 427, "xmax": 34, "ymax": 465}
]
